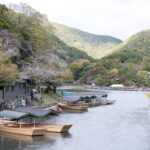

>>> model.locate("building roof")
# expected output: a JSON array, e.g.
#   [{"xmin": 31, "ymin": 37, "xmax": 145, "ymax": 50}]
[
  {"xmin": 0, "ymin": 110, "xmax": 29, "ymax": 119},
  {"xmin": 110, "ymin": 84, "xmax": 124, "ymax": 88},
  {"xmin": 16, "ymin": 108, "xmax": 58, "ymax": 117}
]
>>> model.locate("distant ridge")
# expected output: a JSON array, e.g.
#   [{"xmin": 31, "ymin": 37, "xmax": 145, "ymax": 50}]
[
  {"xmin": 103, "ymin": 29, "xmax": 150, "ymax": 70},
  {"xmin": 52, "ymin": 22, "xmax": 122, "ymax": 59},
  {"xmin": 110, "ymin": 29, "xmax": 150, "ymax": 54}
]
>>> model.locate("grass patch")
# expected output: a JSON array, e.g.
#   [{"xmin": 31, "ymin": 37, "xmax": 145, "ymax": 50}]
[
  {"xmin": 146, "ymin": 93, "xmax": 150, "ymax": 98},
  {"xmin": 37, "ymin": 93, "xmax": 62, "ymax": 104}
]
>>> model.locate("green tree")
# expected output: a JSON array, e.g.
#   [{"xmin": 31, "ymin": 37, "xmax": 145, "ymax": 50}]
[
  {"xmin": 136, "ymin": 70, "xmax": 149, "ymax": 87},
  {"xmin": 102, "ymin": 59, "xmax": 113, "ymax": 69},
  {"xmin": 0, "ymin": 4, "xmax": 10, "ymax": 30},
  {"xmin": 69, "ymin": 61, "xmax": 84, "ymax": 80}
]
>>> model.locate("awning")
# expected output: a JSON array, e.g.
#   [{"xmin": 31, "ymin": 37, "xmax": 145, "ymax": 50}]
[
  {"xmin": 0, "ymin": 110, "xmax": 29, "ymax": 119},
  {"xmin": 16, "ymin": 108, "xmax": 58, "ymax": 117}
]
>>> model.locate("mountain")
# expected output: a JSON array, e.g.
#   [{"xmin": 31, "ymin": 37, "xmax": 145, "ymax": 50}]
[
  {"xmin": 106, "ymin": 29, "xmax": 150, "ymax": 64},
  {"xmin": 0, "ymin": 3, "xmax": 94, "ymax": 84},
  {"xmin": 73, "ymin": 29, "xmax": 150, "ymax": 86},
  {"xmin": 110, "ymin": 29, "xmax": 150, "ymax": 54},
  {"xmin": 0, "ymin": 4, "xmax": 93, "ymax": 64},
  {"xmin": 52, "ymin": 22, "xmax": 122, "ymax": 59}
]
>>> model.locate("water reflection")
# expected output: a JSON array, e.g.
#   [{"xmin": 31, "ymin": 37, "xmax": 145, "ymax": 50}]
[
  {"xmin": 45, "ymin": 132, "xmax": 71, "ymax": 138},
  {"xmin": 0, "ymin": 131, "xmax": 45, "ymax": 143},
  {"xmin": 0, "ymin": 131, "xmax": 56, "ymax": 150}
]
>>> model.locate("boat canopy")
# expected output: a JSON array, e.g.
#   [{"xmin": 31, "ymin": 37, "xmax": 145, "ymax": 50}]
[
  {"xmin": 0, "ymin": 110, "xmax": 29, "ymax": 119},
  {"xmin": 60, "ymin": 93, "xmax": 105, "ymax": 102},
  {"xmin": 60, "ymin": 95, "xmax": 80, "ymax": 102},
  {"xmin": 16, "ymin": 108, "xmax": 58, "ymax": 117}
]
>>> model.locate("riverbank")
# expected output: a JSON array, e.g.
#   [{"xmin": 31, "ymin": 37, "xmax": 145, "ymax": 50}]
[
  {"xmin": 58, "ymin": 85, "xmax": 150, "ymax": 92},
  {"xmin": 36, "ymin": 93, "xmax": 62, "ymax": 104}
]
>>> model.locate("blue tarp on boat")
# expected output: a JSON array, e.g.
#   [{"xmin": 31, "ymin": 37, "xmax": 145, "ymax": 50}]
[{"xmin": 61, "ymin": 92, "xmax": 74, "ymax": 96}]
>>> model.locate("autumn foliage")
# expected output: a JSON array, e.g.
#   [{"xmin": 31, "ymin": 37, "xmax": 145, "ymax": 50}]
[{"xmin": 0, "ymin": 51, "xmax": 18, "ymax": 85}]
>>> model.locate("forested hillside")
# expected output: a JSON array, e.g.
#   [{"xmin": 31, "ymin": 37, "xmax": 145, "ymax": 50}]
[
  {"xmin": 70, "ymin": 29, "xmax": 150, "ymax": 87},
  {"xmin": 106, "ymin": 30, "xmax": 150, "ymax": 66},
  {"xmin": 1, "ymin": 3, "xmax": 150, "ymax": 87},
  {"xmin": 52, "ymin": 22, "xmax": 122, "ymax": 59},
  {"xmin": 0, "ymin": 3, "xmax": 93, "ymax": 85}
]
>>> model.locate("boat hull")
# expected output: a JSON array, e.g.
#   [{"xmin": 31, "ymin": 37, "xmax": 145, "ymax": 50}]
[
  {"xmin": 88, "ymin": 101, "xmax": 101, "ymax": 107},
  {"xmin": 0, "ymin": 125, "xmax": 46, "ymax": 136},
  {"xmin": 106, "ymin": 100, "xmax": 116, "ymax": 105},
  {"xmin": 88, "ymin": 100, "xmax": 116, "ymax": 107},
  {"xmin": 57, "ymin": 102, "xmax": 88, "ymax": 111},
  {"xmin": 36, "ymin": 124, "xmax": 72, "ymax": 133}
]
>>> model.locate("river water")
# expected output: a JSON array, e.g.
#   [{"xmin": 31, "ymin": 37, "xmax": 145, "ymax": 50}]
[{"xmin": 0, "ymin": 91, "xmax": 150, "ymax": 150}]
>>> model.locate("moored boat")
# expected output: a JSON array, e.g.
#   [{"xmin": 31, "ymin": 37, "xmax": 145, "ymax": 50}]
[
  {"xmin": 16, "ymin": 108, "xmax": 72, "ymax": 133},
  {"xmin": 57, "ymin": 102, "xmax": 88, "ymax": 111},
  {"xmin": 88, "ymin": 101, "xmax": 102, "ymax": 107},
  {"xmin": 0, "ymin": 110, "xmax": 46, "ymax": 136},
  {"xmin": 0, "ymin": 124, "xmax": 46, "ymax": 136},
  {"xmin": 79, "ymin": 94, "xmax": 107, "ymax": 107},
  {"xmin": 58, "ymin": 95, "xmax": 89, "ymax": 111}
]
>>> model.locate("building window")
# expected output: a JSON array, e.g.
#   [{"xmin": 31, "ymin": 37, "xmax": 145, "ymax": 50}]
[
  {"xmin": 20, "ymin": 83, "xmax": 24, "ymax": 88},
  {"xmin": 6, "ymin": 86, "xmax": 15, "ymax": 92},
  {"xmin": 6, "ymin": 86, "xmax": 10, "ymax": 92},
  {"xmin": 11, "ymin": 86, "xmax": 15, "ymax": 91}
]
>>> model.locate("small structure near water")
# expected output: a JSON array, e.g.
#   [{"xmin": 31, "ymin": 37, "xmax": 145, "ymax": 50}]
[
  {"xmin": 0, "ymin": 108, "xmax": 72, "ymax": 135},
  {"xmin": 0, "ymin": 75, "xmax": 31, "ymax": 110},
  {"xmin": 0, "ymin": 110, "xmax": 46, "ymax": 136},
  {"xmin": 110, "ymin": 84, "xmax": 125, "ymax": 89}
]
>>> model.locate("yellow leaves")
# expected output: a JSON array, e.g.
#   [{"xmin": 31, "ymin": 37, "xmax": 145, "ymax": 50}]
[
  {"xmin": 109, "ymin": 68, "xmax": 118, "ymax": 75},
  {"xmin": 70, "ymin": 61, "xmax": 84, "ymax": 70},
  {"xmin": 0, "ymin": 51, "xmax": 9, "ymax": 63},
  {"xmin": 0, "ymin": 51, "xmax": 18, "ymax": 83},
  {"xmin": 137, "ymin": 70, "xmax": 148, "ymax": 78},
  {"xmin": 0, "ymin": 63, "xmax": 18, "ymax": 77},
  {"xmin": 58, "ymin": 73, "xmax": 73, "ymax": 82}
]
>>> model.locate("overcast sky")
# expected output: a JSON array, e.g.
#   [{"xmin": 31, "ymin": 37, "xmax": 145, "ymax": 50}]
[{"xmin": 1, "ymin": 0, "xmax": 150, "ymax": 40}]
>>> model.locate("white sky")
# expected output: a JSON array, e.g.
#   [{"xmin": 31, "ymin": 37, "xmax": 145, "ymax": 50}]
[{"xmin": 1, "ymin": 0, "xmax": 150, "ymax": 40}]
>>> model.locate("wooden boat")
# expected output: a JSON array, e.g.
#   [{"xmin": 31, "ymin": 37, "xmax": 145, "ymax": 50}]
[
  {"xmin": 87, "ymin": 100, "xmax": 116, "ymax": 107},
  {"xmin": 106, "ymin": 100, "xmax": 116, "ymax": 105},
  {"xmin": 35, "ymin": 124, "xmax": 72, "ymax": 133},
  {"xmin": 100, "ymin": 101, "xmax": 108, "ymax": 105},
  {"xmin": 0, "ymin": 110, "xmax": 46, "ymax": 136},
  {"xmin": 88, "ymin": 101, "xmax": 102, "ymax": 107},
  {"xmin": 57, "ymin": 102, "xmax": 88, "ymax": 111},
  {"xmin": 0, "ymin": 124, "xmax": 46, "ymax": 136},
  {"xmin": 14, "ymin": 108, "xmax": 72, "ymax": 133},
  {"xmin": 100, "ymin": 100, "xmax": 116, "ymax": 105}
]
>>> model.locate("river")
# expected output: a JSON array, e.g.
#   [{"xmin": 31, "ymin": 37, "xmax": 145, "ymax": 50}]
[{"xmin": 0, "ymin": 91, "xmax": 150, "ymax": 150}]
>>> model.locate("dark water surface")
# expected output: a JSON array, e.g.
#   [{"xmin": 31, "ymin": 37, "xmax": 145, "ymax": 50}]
[{"xmin": 0, "ymin": 91, "xmax": 150, "ymax": 150}]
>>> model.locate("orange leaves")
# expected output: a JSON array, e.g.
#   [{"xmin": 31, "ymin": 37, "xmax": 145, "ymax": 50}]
[{"xmin": 58, "ymin": 73, "xmax": 73, "ymax": 82}]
